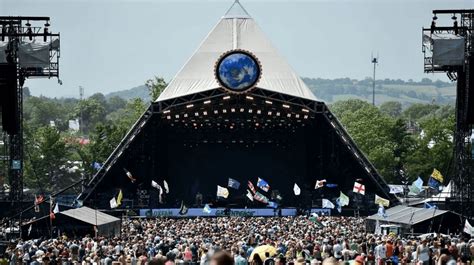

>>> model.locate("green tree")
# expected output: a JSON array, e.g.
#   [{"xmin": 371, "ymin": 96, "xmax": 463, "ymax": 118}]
[
  {"xmin": 145, "ymin": 76, "xmax": 167, "ymax": 102},
  {"xmin": 74, "ymin": 98, "xmax": 106, "ymax": 133},
  {"xmin": 380, "ymin": 101, "xmax": 402, "ymax": 118}
]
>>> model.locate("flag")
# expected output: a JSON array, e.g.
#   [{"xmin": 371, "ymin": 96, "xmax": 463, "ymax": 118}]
[
  {"xmin": 109, "ymin": 197, "xmax": 118, "ymax": 209},
  {"xmin": 246, "ymin": 189, "xmax": 254, "ymax": 201},
  {"xmin": 267, "ymin": 201, "xmax": 278, "ymax": 209},
  {"xmin": 374, "ymin": 219, "xmax": 381, "ymax": 235},
  {"xmin": 353, "ymin": 182, "xmax": 366, "ymax": 195},
  {"xmin": 163, "ymin": 180, "xmax": 169, "ymax": 193},
  {"xmin": 228, "ymin": 178, "xmax": 240, "ymax": 189},
  {"xmin": 53, "ymin": 203, "xmax": 60, "ymax": 214},
  {"xmin": 254, "ymin": 191, "xmax": 269, "ymax": 204},
  {"xmin": 335, "ymin": 199, "xmax": 342, "ymax": 213},
  {"xmin": 322, "ymin": 199, "xmax": 335, "ymax": 209},
  {"xmin": 28, "ymin": 224, "xmax": 32, "ymax": 236},
  {"xmin": 248, "ymin": 181, "xmax": 256, "ymax": 194},
  {"xmin": 431, "ymin": 168, "xmax": 444, "ymax": 183},
  {"xmin": 338, "ymin": 192, "xmax": 349, "ymax": 206},
  {"xmin": 124, "ymin": 168, "xmax": 136, "ymax": 183},
  {"xmin": 92, "ymin": 162, "xmax": 102, "ymax": 170},
  {"xmin": 409, "ymin": 177, "xmax": 424, "ymax": 195},
  {"xmin": 428, "ymin": 177, "xmax": 441, "ymax": 190},
  {"xmin": 293, "ymin": 183, "xmax": 301, "ymax": 196},
  {"xmin": 151, "ymin": 181, "xmax": 164, "ymax": 204},
  {"xmin": 377, "ymin": 205, "xmax": 387, "ymax": 218},
  {"xmin": 464, "ymin": 219, "xmax": 474, "ymax": 236},
  {"xmin": 203, "ymin": 204, "xmax": 212, "ymax": 214},
  {"xmin": 314, "ymin": 179, "xmax": 327, "ymax": 189},
  {"xmin": 217, "ymin": 185, "xmax": 229, "ymax": 198},
  {"xmin": 151, "ymin": 180, "xmax": 160, "ymax": 189},
  {"xmin": 424, "ymin": 202, "xmax": 437, "ymax": 209},
  {"xmin": 179, "ymin": 201, "xmax": 188, "ymax": 215},
  {"xmin": 389, "ymin": 185, "xmax": 404, "ymax": 194},
  {"xmin": 375, "ymin": 194, "xmax": 390, "ymax": 207},
  {"xmin": 74, "ymin": 199, "xmax": 83, "ymax": 207},
  {"xmin": 326, "ymin": 183, "xmax": 338, "ymax": 188},
  {"xmin": 116, "ymin": 190, "xmax": 123, "ymax": 206},
  {"xmin": 309, "ymin": 216, "xmax": 324, "ymax": 227},
  {"xmin": 257, "ymin": 178, "xmax": 270, "ymax": 192}
]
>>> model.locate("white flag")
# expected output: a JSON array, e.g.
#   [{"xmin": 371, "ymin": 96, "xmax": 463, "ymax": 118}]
[
  {"xmin": 152, "ymin": 180, "xmax": 164, "ymax": 204},
  {"xmin": 389, "ymin": 185, "xmax": 404, "ymax": 194},
  {"xmin": 293, "ymin": 183, "xmax": 301, "ymax": 196},
  {"xmin": 217, "ymin": 185, "xmax": 229, "ymax": 198},
  {"xmin": 464, "ymin": 219, "xmax": 474, "ymax": 236},
  {"xmin": 203, "ymin": 204, "xmax": 212, "ymax": 214},
  {"xmin": 315, "ymin": 179, "xmax": 326, "ymax": 189},
  {"xmin": 322, "ymin": 199, "xmax": 335, "ymax": 209},
  {"xmin": 246, "ymin": 189, "xmax": 254, "ymax": 201},
  {"xmin": 28, "ymin": 224, "xmax": 32, "ymax": 236},
  {"xmin": 109, "ymin": 197, "xmax": 118, "ymax": 209},
  {"xmin": 163, "ymin": 180, "xmax": 169, "ymax": 194},
  {"xmin": 53, "ymin": 203, "xmax": 60, "ymax": 214}
]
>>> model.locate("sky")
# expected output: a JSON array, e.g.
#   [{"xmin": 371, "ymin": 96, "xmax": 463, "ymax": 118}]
[{"xmin": 2, "ymin": 0, "xmax": 472, "ymax": 98}]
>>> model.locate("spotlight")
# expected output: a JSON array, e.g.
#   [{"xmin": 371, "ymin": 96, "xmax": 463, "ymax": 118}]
[
  {"xmin": 231, "ymin": 108, "xmax": 235, "ymax": 112},
  {"xmin": 265, "ymin": 100, "xmax": 273, "ymax": 105},
  {"xmin": 302, "ymin": 108, "xmax": 310, "ymax": 113},
  {"xmin": 257, "ymin": 110, "xmax": 261, "ymax": 114},
  {"xmin": 214, "ymin": 110, "xmax": 218, "ymax": 114},
  {"xmin": 451, "ymin": 15, "xmax": 457, "ymax": 20},
  {"xmin": 282, "ymin": 104, "xmax": 290, "ymax": 109},
  {"xmin": 204, "ymin": 100, "xmax": 211, "ymax": 104},
  {"xmin": 43, "ymin": 27, "xmax": 49, "ymax": 42},
  {"xmin": 223, "ymin": 95, "xmax": 231, "ymax": 100},
  {"xmin": 186, "ymin": 104, "xmax": 194, "ymax": 108},
  {"xmin": 246, "ymin": 96, "xmax": 254, "ymax": 100},
  {"xmin": 431, "ymin": 20, "xmax": 436, "ymax": 34},
  {"xmin": 163, "ymin": 110, "xmax": 171, "ymax": 114}
]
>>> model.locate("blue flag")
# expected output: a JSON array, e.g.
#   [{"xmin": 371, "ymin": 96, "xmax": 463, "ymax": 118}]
[
  {"xmin": 227, "ymin": 178, "xmax": 240, "ymax": 189},
  {"xmin": 92, "ymin": 162, "xmax": 102, "ymax": 170},
  {"xmin": 424, "ymin": 202, "xmax": 437, "ymax": 209},
  {"xmin": 335, "ymin": 198, "xmax": 342, "ymax": 213},
  {"xmin": 428, "ymin": 177, "xmax": 440, "ymax": 191},
  {"xmin": 257, "ymin": 178, "xmax": 270, "ymax": 192},
  {"xmin": 267, "ymin": 201, "xmax": 278, "ymax": 209}
]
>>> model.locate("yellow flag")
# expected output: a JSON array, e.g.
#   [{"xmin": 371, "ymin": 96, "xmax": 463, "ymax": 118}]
[
  {"xmin": 431, "ymin": 168, "xmax": 444, "ymax": 183},
  {"xmin": 375, "ymin": 194, "xmax": 390, "ymax": 207},
  {"xmin": 116, "ymin": 189, "xmax": 123, "ymax": 206}
]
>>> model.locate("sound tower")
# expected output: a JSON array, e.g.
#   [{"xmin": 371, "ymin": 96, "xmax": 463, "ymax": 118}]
[
  {"xmin": 467, "ymin": 56, "xmax": 474, "ymax": 125},
  {"xmin": 0, "ymin": 63, "xmax": 18, "ymax": 135}
]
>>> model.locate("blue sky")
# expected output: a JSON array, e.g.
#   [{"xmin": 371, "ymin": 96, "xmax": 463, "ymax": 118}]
[{"xmin": 2, "ymin": 0, "xmax": 471, "ymax": 98}]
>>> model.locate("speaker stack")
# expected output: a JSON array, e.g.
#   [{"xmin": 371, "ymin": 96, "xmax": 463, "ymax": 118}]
[{"xmin": 0, "ymin": 63, "xmax": 18, "ymax": 135}]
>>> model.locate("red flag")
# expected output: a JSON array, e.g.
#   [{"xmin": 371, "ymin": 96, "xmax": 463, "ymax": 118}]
[{"xmin": 248, "ymin": 181, "xmax": 256, "ymax": 194}]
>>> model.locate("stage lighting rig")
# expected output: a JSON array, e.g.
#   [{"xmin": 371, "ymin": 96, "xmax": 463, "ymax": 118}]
[
  {"xmin": 0, "ymin": 16, "xmax": 61, "ymax": 201},
  {"xmin": 422, "ymin": 9, "xmax": 474, "ymax": 218}
]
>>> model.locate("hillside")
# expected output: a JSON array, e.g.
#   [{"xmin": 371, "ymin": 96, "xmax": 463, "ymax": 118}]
[{"xmin": 105, "ymin": 78, "xmax": 456, "ymax": 106}]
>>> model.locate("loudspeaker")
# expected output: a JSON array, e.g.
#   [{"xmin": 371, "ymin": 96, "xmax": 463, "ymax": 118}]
[{"xmin": 0, "ymin": 63, "xmax": 18, "ymax": 135}]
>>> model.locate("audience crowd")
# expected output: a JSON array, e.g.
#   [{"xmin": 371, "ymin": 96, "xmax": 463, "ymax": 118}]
[{"xmin": 1, "ymin": 216, "xmax": 473, "ymax": 265}]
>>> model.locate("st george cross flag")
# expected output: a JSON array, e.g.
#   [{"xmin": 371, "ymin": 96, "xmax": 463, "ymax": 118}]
[
  {"xmin": 338, "ymin": 192, "xmax": 350, "ymax": 206},
  {"xmin": 464, "ymin": 219, "xmax": 474, "ymax": 236},
  {"xmin": 322, "ymin": 199, "xmax": 335, "ymax": 209},
  {"xmin": 203, "ymin": 204, "xmax": 212, "ymax": 214},
  {"xmin": 293, "ymin": 183, "xmax": 301, "ymax": 196},
  {"xmin": 163, "ymin": 180, "xmax": 169, "ymax": 194},
  {"xmin": 314, "ymin": 179, "xmax": 327, "ymax": 189},
  {"xmin": 375, "ymin": 194, "xmax": 390, "ymax": 207},
  {"xmin": 246, "ymin": 189, "xmax": 254, "ymax": 201},
  {"xmin": 431, "ymin": 168, "xmax": 444, "ymax": 183},
  {"xmin": 228, "ymin": 178, "xmax": 240, "ymax": 189},
  {"xmin": 353, "ymin": 182, "xmax": 366, "ymax": 195},
  {"xmin": 257, "ymin": 178, "xmax": 270, "ymax": 192},
  {"xmin": 389, "ymin": 185, "xmax": 404, "ymax": 194},
  {"xmin": 109, "ymin": 197, "xmax": 118, "ymax": 209},
  {"xmin": 254, "ymin": 191, "xmax": 269, "ymax": 204},
  {"xmin": 217, "ymin": 185, "xmax": 229, "ymax": 198},
  {"xmin": 248, "ymin": 181, "xmax": 256, "ymax": 194}
]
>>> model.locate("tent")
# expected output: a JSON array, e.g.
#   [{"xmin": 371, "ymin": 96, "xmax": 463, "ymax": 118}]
[
  {"xmin": 77, "ymin": 1, "xmax": 398, "ymax": 212},
  {"xmin": 21, "ymin": 207, "xmax": 120, "ymax": 239}
]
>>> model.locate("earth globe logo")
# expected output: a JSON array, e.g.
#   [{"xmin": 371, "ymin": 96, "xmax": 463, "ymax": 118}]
[{"xmin": 215, "ymin": 50, "xmax": 261, "ymax": 93}]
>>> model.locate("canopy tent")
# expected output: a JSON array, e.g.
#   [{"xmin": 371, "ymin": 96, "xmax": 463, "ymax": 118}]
[
  {"xmin": 366, "ymin": 205, "xmax": 462, "ymax": 234},
  {"xmin": 21, "ymin": 207, "xmax": 120, "ymax": 239}
]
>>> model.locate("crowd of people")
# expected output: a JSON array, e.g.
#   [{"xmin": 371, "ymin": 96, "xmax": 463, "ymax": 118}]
[{"xmin": 1, "ymin": 216, "xmax": 473, "ymax": 265}]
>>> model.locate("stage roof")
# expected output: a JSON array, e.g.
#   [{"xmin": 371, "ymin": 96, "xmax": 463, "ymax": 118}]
[
  {"xmin": 157, "ymin": 0, "xmax": 317, "ymax": 102},
  {"xmin": 367, "ymin": 205, "xmax": 448, "ymax": 225},
  {"xmin": 60, "ymin": 207, "xmax": 120, "ymax": 226}
]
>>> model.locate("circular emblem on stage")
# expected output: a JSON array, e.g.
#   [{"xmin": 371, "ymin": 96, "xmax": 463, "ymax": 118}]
[{"xmin": 215, "ymin": 50, "xmax": 261, "ymax": 93}]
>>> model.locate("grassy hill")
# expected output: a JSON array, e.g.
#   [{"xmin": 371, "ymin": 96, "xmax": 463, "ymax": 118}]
[{"xmin": 106, "ymin": 78, "xmax": 456, "ymax": 106}]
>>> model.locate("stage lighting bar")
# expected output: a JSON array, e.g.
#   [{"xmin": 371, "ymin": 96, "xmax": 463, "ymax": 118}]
[
  {"xmin": 163, "ymin": 110, "xmax": 171, "ymax": 114},
  {"xmin": 282, "ymin": 104, "xmax": 290, "ymax": 109},
  {"xmin": 302, "ymin": 108, "xmax": 310, "ymax": 113},
  {"xmin": 186, "ymin": 104, "xmax": 194, "ymax": 108},
  {"xmin": 204, "ymin": 100, "xmax": 211, "ymax": 104},
  {"xmin": 223, "ymin": 96, "xmax": 231, "ymax": 100},
  {"xmin": 265, "ymin": 100, "xmax": 273, "ymax": 105},
  {"xmin": 246, "ymin": 96, "xmax": 254, "ymax": 100}
]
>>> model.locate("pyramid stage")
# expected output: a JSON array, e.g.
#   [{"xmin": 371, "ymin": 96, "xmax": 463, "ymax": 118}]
[{"xmin": 77, "ymin": 1, "xmax": 397, "ymax": 214}]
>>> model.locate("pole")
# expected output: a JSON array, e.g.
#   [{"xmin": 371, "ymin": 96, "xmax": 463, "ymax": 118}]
[{"xmin": 372, "ymin": 58, "xmax": 377, "ymax": 106}]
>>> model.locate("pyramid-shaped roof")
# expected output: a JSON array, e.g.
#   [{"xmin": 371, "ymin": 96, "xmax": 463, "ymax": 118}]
[{"xmin": 157, "ymin": 1, "xmax": 317, "ymax": 102}]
